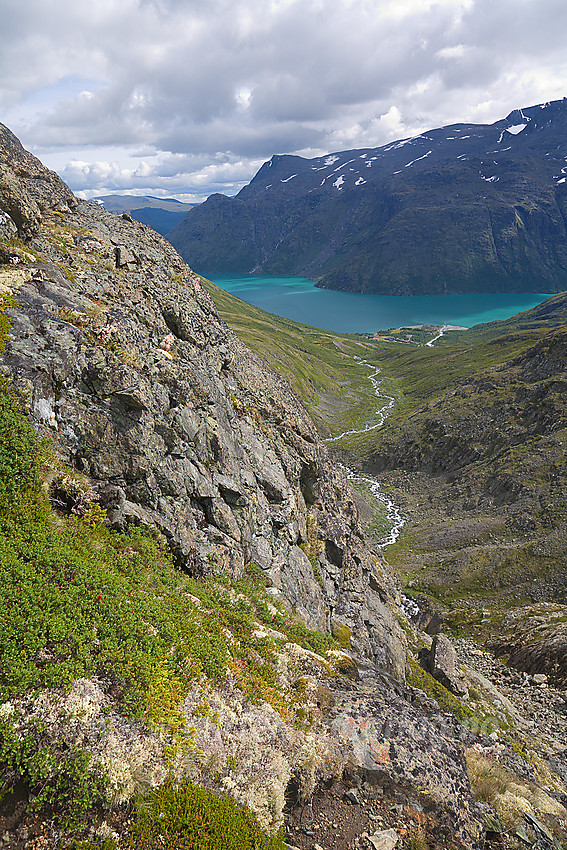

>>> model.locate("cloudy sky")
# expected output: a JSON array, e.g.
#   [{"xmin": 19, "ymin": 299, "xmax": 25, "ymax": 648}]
[{"xmin": 2, "ymin": 0, "xmax": 566, "ymax": 202}]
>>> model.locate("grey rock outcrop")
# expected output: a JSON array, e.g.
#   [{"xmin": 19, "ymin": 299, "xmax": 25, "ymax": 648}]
[
  {"xmin": 0, "ymin": 123, "xmax": 75, "ymax": 236},
  {"xmin": 0, "ymin": 130, "xmax": 406, "ymax": 679},
  {"xmin": 488, "ymin": 604, "xmax": 567, "ymax": 684},
  {"xmin": 427, "ymin": 634, "xmax": 469, "ymax": 698},
  {"xmin": 328, "ymin": 661, "xmax": 483, "ymax": 848}
]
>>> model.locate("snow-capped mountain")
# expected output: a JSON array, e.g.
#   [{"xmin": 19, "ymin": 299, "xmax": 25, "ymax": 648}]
[{"xmin": 168, "ymin": 98, "xmax": 567, "ymax": 296}]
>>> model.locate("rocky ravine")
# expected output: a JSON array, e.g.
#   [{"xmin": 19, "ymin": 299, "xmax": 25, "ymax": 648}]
[{"xmin": 0, "ymin": 122, "xmax": 553, "ymax": 849}]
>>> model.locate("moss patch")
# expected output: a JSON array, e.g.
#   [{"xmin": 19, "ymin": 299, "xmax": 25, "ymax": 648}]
[{"xmin": 330, "ymin": 621, "xmax": 352, "ymax": 649}]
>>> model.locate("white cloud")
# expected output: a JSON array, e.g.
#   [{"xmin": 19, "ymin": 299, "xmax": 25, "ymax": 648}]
[
  {"xmin": 55, "ymin": 148, "xmax": 265, "ymax": 202},
  {"xmin": 2, "ymin": 0, "xmax": 566, "ymax": 201},
  {"xmin": 435, "ymin": 44, "xmax": 467, "ymax": 60}
]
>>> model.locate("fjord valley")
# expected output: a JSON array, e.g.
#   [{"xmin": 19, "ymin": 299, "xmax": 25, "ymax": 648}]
[
  {"xmin": 1, "ymin": 117, "xmax": 567, "ymax": 850},
  {"xmin": 200, "ymin": 282, "xmax": 567, "ymax": 847},
  {"xmin": 168, "ymin": 98, "xmax": 567, "ymax": 298},
  {"xmin": 205, "ymin": 279, "xmax": 567, "ymax": 642}
]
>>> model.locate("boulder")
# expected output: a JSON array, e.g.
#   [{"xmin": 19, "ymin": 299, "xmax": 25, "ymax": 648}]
[
  {"xmin": 368, "ymin": 829, "xmax": 398, "ymax": 850},
  {"xmin": 429, "ymin": 634, "xmax": 469, "ymax": 699}
]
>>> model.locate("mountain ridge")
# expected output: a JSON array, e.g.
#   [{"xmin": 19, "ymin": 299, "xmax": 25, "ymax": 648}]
[
  {"xmin": 93, "ymin": 194, "xmax": 196, "ymax": 235},
  {"xmin": 168, "ymin": 98, "xmax": 567, "ymax": 296}
]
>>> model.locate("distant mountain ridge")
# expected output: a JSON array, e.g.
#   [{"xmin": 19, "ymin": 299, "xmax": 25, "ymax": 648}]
[
  {"xmin": 168, "ymin": 98, "xmax": 567, "ymax": 295},
  {"xmin": 94, "ymin": 194, "xmax": 196, "ymax": 235}
]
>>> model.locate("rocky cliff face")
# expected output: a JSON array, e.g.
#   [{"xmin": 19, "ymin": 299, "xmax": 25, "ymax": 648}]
[
  {"xmin": 0, "ymin": 121, "xmax": 405, "ymax": 676},
  {"xmin": 168, "ymin": 98, "xmax": 567, "ymax": 296},
  {"xmin": 0, "ymin": 125, "xmax": 75, "ymax": 237}
]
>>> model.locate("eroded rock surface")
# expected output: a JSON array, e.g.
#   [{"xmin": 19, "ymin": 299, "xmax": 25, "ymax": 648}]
[
  {"xmin": 328, "ymin": 660, "xmax": 483, "ymax": 848},
  {"xmin": 488, "ymin": 604, "xmax": 567, "ymax": 684}
]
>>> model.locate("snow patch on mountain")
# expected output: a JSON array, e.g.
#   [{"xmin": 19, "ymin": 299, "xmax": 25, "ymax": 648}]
[
  {"xmin": 404, "ymin": 150, "xmax": 432, "ymax": 169},
  {"xmin": 383, "ymin": 137, "xmax": 414, "ymax": 152},
  {"xmin": 333, "ymin": 159, "xmax": 355, "ymax": 173},
  {"xmin": 506, "ymin": 124, "xmax": 527, "ymax": 135}
]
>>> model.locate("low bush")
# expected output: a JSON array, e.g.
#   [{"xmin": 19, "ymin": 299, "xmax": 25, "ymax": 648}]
[{"xmin": 128, "ymin": 779, "xmax": 285, "ymax": 850}]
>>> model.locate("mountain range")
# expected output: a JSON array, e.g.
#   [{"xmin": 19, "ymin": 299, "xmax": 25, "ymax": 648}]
[
  {"xmin": 94, "ymin": 193, "xmax": 195, "ymax": 235},
  {"xmin": 168, "ymin": 98, "xmax": 567, "ymax": 296}
]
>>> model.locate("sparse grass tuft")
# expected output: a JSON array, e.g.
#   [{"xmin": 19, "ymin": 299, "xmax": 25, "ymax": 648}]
[
  {"xmin": 406, "ymin": 825, "xmax": 429, "ymax": 850},
  {"xmin": 466, "ymin": 749, "xmax": 567, "ymax": 831}
]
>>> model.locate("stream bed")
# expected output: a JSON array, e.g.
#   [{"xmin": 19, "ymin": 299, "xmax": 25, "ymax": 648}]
[{"xmin": 324, "ymin": 357, "xmax": 405, "ymax": 548}]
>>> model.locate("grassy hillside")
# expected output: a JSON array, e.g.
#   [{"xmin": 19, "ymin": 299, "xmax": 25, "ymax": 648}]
[
  {"xmin": 368, "ymin": 293, "xmax": 567, "ymax": 408},
  {"xmin": 201, "ymin": 277, "xmax": 391, "ymax": 437}
]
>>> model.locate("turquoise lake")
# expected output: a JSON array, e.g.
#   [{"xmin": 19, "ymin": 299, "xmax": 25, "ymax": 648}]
[{"xmin": 206, "ymin": 274, "xmax": 553, "ymax": 333}]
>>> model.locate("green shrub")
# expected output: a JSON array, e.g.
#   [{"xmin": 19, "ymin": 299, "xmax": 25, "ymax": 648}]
[
  {"xmin": 407, "ymin": 657, "xmax": 498, "ymax": 732},
  {"xmin": 0, "ymin": 384, "xmax": 43, "ymax": 510},
  {"xmin": 0, "ymin": 293, "xmax": 17, "ymax": 355},
  {"xmin": 129, "ymin": 780, "xmax": 285, "ymax": 850},
  {"xmin": 330, "ymin": 621, "xmax": 351, "ymax": 648},
  {"xmin": 0, "ymin": 719, "xmax": 108, "ymax": 831}
]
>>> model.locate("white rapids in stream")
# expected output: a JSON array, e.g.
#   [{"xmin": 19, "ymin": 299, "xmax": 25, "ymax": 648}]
[{"xmin": 323, "ymin": 358, "xmax": 405, "ymax": 548}]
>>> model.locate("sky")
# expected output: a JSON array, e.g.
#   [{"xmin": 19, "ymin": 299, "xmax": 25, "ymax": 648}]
[{"xmin": 2, "ymin": 0, "xmax": 567, "ymax": 203}]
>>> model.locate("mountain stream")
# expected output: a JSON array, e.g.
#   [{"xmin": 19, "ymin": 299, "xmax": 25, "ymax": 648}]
[
  {"xmin": 323, "ymin": 357, "xmax": 405, "ymax": 548},
  {"xmin": 324, "ymin": 325, "xmax": 443, "ymax": 546}
]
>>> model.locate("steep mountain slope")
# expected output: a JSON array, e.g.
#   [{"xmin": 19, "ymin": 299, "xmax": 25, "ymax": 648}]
[
  {"xmin": 0, "ymin": 123, "xmax": 510, "ymax": 849},
  {"xmin": 169, "ymin": 99, "xmax": 567, "ymax": 295},
  {"xmin": 201, "ymin": 275, "xmax": 567, "ymax": 678},
  {"xmin": 0, "ymin": 124, "xmax": 404, "ymax": 675}
]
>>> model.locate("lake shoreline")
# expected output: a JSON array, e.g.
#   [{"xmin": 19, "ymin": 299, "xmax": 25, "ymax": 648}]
[
  {"xmin": 205, "ymin": 272, "xmax": 554, "ymax": 334},
  {"xmin": 405, "ymin": 323, "xmax": 468, "ymax": 330}
]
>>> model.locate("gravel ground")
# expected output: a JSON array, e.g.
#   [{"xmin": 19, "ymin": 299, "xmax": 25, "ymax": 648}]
[{"xmin": 453, "ymin": 638, "xmax": 567, "ymax": 746}]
